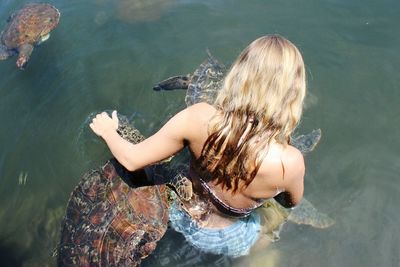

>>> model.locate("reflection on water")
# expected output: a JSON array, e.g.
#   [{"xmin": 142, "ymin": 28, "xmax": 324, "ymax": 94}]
[
  {"xmin": 0, "ymin": 0, "xmax": 399, "ymax": 266},
  {"xmin": 95, "ymin": 0, "xmax": 175, "ymax": 24}
]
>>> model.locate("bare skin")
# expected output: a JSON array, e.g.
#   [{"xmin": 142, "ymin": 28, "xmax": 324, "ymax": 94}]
[{"xmin": 90, "ymin": 102, "xmax": 304, "ymax": 227}]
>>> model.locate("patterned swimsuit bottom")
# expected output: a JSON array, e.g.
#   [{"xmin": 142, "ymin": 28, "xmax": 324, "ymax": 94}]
[{"xmin": 168, "ymin": 199, "xmax": 261, "ymax": 258}]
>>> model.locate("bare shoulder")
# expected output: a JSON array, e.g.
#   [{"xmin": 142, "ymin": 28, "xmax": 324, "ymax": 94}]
[
  {"xmin": 258, "ymin": 143, "xmax": 304, "ymax": 180},
  {"xmin": 185, "ymin": 103, "xmax": 217, "ymax": 129},
  {"xmin": 170, "ymin": 103, "xmax": 215, "ymax": 127},
  {"xmin": 181, "ymin": 103, "xmax": 216, "ymax": 154},
  {"xmin": 282, "ymin": 145, "xmax": 305, "ymax": 179},
  {"xmin": 186, "ymin": 102, "xmax": 216, "ymax": 117},
  {"xmin": 280, "ymin": 145, "xmax": 304, "ymax": 205}
]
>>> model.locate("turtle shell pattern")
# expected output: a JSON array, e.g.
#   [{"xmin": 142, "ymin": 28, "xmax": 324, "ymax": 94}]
[
  {"xmin": 57, "ymin": 160, "xmax": 170, "ymax": 267},
  {"xmin": 184, "ymin": 50, "xmax": 225, "ymax": 106},
  {"xmin": 57, "ymin": 120, "xmax": 172, "ymax": 267},
  {"xmin": 1, "ymin": 3, "xmax": 60, "ymax": 48}
]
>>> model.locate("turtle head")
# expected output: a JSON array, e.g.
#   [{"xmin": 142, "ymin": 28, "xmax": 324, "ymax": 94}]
[{"xmin": 153, "ymin": 75, "xmax": 191, "ymax": 91}]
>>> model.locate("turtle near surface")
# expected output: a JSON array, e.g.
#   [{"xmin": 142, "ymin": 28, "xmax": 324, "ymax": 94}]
[
  {"xmin": 57, "ymin": 159, "xmax": 171, "ymax": 267},
  {"xmin": 153, "ymin": 50, "xmax": 225, "ymax": 107},
  {"xmin": 0, "ymin": 3, "xmax": 60, "ymax": 69},
  {"xmin": 57, "ymin": 116, "xmax": 191, "ymax": 267}
]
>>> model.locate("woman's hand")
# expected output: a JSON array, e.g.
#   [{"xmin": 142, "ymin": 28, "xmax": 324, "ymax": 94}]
[{"xmin": 89, "ymin": 110, "xmax": 119, "ymax": 138}]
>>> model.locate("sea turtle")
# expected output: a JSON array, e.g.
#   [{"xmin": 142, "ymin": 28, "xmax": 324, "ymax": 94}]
[
  {"xmin": 153, "ymin": 51, "xmax": 335, "ymax": 229},
  {"xmin": 94, "ymin": 0, "xmax": 175, "ymax": 25},
  {"xmin": 0, "ymin": 3, "xmax": 60, "ymax": 69},
  {"xmin": 57, "ymin": 115, "xmax": 195, "ymax": 267}
]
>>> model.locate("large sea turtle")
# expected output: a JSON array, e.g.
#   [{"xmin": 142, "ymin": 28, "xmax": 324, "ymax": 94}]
[
  {"xmin": 0, "ymin": 3, "xmax": 60, "ymax": 69},
  {"xmin": 57, "ymin": 115, "xmax": 195, "ymax": 267}
]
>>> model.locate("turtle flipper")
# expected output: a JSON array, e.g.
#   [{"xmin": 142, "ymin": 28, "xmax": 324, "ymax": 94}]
[
  {"xmin": 288, "ymin": 198, "xmax": 335, "ymax": 228},
  {"xmin": 16, "ymin": 43, "xmax": 34, "ymax": 69},
  {"xmin": 291, "ymin": 129, "xmax": 322, "ymax": 154},
  {"xmin": 166, "ymin": 172, "xmax": 193, "ymax": 201},
  {"xmin": 38, "ymin": 33, "xmax": 50, "ymax": 45},
  {"xmin": 153, "ymin": 75, "xmax": 191, "ymax": 91},
  {"xmin": 256, "ymin": 197, "xmax": 334, "ymax": 242},
  {"xmin": 0, "ymin": 45, "xmax": 15, "ymax": 60},
  {"xmin": 159, "ymin": 163, "xmax": 193, "ymax": 201}
]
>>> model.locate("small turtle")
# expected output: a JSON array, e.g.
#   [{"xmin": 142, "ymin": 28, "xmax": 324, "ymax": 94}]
[{"xmin": 0, "ymin": 3, "xmax": 60, "ymax": 69}]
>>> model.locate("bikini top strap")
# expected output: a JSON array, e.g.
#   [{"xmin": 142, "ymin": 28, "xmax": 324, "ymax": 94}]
[{"xmin": 198, "ymin": 177, "xmax": 263, "ymax": 218}]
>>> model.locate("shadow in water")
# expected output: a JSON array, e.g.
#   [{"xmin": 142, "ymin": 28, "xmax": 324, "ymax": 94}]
[
  {"xmin": 141, "ymin": 228, "xmax": 234, "ymax": 267},
  {"xmin": 0, "ymin": 241, "xmax": 22, "ymax": 267}
]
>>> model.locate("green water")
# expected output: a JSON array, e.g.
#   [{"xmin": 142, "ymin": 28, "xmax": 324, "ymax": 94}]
[{"xmin": 0, "ymin": 0, "xmax": 399, "ymax": 266}]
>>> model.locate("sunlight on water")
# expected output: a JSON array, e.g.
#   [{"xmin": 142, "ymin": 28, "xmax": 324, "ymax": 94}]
[{"xmin": 0, "ymin": 0, "xmax": 399, "ymax": 266}]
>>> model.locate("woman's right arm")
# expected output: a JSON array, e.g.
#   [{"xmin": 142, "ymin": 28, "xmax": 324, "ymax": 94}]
[
  {"xmin": 90, "ymin": 103, "xmax": 211, "ymax": 172},
  {"xmin": 90, "ymin": 108, "xmax": 192, "ymax": 171}
]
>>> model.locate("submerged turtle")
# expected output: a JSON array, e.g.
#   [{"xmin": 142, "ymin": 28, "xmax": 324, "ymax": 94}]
[
  {"xmin": 0, "ymin": 3, "xmax": 60, "ymax": 69},
  {"xmin": 153, "ymin": 52, "xmax": 335, "ymax": 229},
  {"xmin": 153, "ymin": 50, "xmax": 225, "ymax": 107}
]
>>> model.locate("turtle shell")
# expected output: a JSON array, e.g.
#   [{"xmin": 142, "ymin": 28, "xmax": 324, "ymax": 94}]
[
  {"xmin": 1, "ymin": 3, "xmax": 60, "ymax": 48},
  {"xmin": 57, "ymin": 117, "xmax": 192, "ymax": 266},
  {"xmin": 287, "ymin": 198, "xmax": 335, "ymax": 229},
  {"xmin": 57, "ymin": 159, "xmax": 170, "ymax": 267},
  {"xmin": 184, "ymin": 50, "xmax": 226, "ymax": 106}
]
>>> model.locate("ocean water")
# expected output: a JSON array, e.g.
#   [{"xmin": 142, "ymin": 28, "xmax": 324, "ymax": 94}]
[{"xmin": 0, "ymin": 0, "xmax": 399, "ymax": 266}]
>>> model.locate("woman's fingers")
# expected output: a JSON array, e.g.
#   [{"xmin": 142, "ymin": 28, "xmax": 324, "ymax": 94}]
[
  {"xmin": 89, "ymin": 111, "xmax": 119, "ymax": 137},
  {"xmin": 112, "ymin": 110, "xmax": 117, "ymax": 120},
  {"xmin": 111, "ymin": 110, "xmax": 119, "ymax": 127}
]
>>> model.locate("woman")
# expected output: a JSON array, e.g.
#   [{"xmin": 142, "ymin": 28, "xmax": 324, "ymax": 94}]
[{"xmin": 90, "ymin": 35, "xmax": 306, "ymax": 257}]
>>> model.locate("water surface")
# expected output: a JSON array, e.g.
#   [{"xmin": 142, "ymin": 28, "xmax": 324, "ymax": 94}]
[{"xmin": 0, "ymin": 0, "xmax": 399, "ymax": 266}]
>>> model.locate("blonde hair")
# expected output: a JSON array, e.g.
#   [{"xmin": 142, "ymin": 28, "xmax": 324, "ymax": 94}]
[{"xmin": 198, "ymin": 35, "xmax": 306, "ymax": 192}]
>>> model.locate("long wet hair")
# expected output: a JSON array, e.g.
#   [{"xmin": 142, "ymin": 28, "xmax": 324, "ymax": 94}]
[{"xmin": 198, "ymin": 35, "xmax": 306, "ymax": 193}]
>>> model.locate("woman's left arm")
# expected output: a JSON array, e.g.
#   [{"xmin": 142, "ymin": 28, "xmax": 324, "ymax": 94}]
[
  {"xmin": 280, "ymin": 148, "xmax": 305, "ymax": 207},
  {"xmin": 90, "ymin": 109, "xmax": 190, "ymax": 171}
]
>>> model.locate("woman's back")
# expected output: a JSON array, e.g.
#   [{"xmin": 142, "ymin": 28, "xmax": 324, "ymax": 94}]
[{"xmin": 184, "ymin": 102, "xmax": 304, "ymax": 213}]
